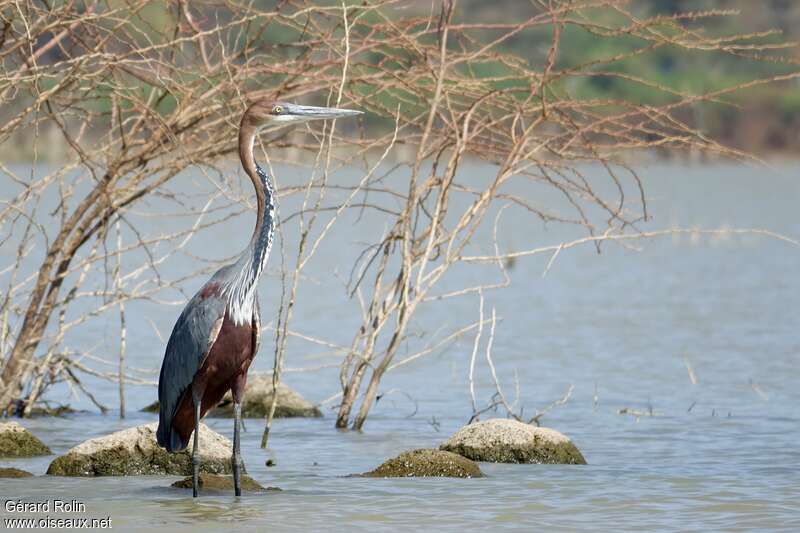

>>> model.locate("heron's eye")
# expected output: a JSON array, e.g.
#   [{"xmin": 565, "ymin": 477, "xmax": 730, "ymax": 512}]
[{"xmin": 272, "ymin": 105, "xmax": 284, "ymax": 115}]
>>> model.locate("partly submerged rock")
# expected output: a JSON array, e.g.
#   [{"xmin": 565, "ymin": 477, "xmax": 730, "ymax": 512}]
[
  {"xmin": 141, "ymin": 401, "xmax": 159, "ymax": 413},
  {"xmin": 26, "ymin": 405, "xmax": 77, "ymax": 417},
  {"xmin": 440, "ymin": 418, "xmax": 586, "ymax": 464},
  {"xmin": 171, "ymin": 473, "xmax": 280, "ymax": 492},
  {"xmin": 0, "ymin": 467, "xmax": 34, "ymax": 478},
  {"xmin": 141, "ymin": 377, "xmax": 321, "ymax": 418},
  {"xmin": 210, "ymin": 377, "xmax": 322, "ymax": 418},
  {"xmin": 46, "ymin": 422, "xmax": 236, "ymax": 476},
  {"xmin": 363, "ymin": 449, "xmax": 483, "ymax": 478},
  {"xmin": 0, "ymin": 421, "xmax": 51, "ymax": 457},
  {"xmin": 4, "ymin": 404, "xmax": 77, "ymax": 417}
]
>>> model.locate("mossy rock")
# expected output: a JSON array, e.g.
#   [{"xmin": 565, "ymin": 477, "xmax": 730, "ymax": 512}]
[
  {"xmin": 171, "ymin": 473, "xmax": 280, "ymax": 493},
  {"xmin": 210, "ymin": 377, "xmax": 322, "ymax": 418},
  {"xmin": 363, "ymin": 449, "xmax": 483, "ymax": 478},
  {"xmin": 440, "ymin": 418, "xmax": 586, "ymax": 464},
  {"xmin": 2, "ymin": 403, "xmax": 77, "ymax": 417},
  {"xmin": 0, "ymin": 422, "xmax": 51, "ymax": 457},
  {"xmin": 0, "ymin": 467, "xmax": 34, "ymax": 478},
  {"xmin": 142, "ymin": 377, "xmax": 322, "ymax": 418},
  {"xmin": 46, "ymin": 423, "xmax": 237, "ymax": 476},
  {"xmin": 27, "ymin": 405, "xmax": 77, "ymax": 417},
  {"xmin": 141, "ymin": 401, "xmax": 159, "ymax": 413}
]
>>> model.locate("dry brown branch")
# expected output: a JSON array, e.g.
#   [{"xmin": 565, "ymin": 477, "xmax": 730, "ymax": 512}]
[
  {"xmin": 618, "ymin": 406, "xmax": 658, "ymax": 422},
  {"xmin": 684, "ymin": 354, "xmax": 698, "ymax": 386},
  {"xmin": 0, "ymin": 0, "xmax": 796, "ymax": 426}
]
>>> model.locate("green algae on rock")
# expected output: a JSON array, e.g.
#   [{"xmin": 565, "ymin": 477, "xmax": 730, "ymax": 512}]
[
  {"xmin": 141, "ymin": 401, "xmax": 159, "ymax": 413},
  {"xmin": 0, "ymin": 421, "xmax": 51, "ymax": 457},
  {"xmin": 171, "ymin": 473, "xmax": 280, "ymax": 492},
  {"xmin": 25, "ymin": 405, "xmax": 77, "ymax": 417},
  {"xmin": 0, "ymin": 467, "xmax": 34, "ymax": 478},
  {"xmin": 440, "ymin": 418, "xmax": 586, "ymax": 465},
  {"xmin": 46, "ymin": 422, "xmax": 237, "ymax": 476},
  {"xmin": 141, "ymin": 377, "xmax": 321, "ymax": 418},
  {"xmin": 363, "ymin": 449, "xmax": 483, "ymax": 478},
  {"xmin": 209, "ymin": 376, "xmax": 322, "ymax": 418}
]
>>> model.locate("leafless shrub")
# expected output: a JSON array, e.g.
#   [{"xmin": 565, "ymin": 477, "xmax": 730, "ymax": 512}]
[{"xmin": 0, "ymin": 1, "xmax": 796, "ymax": 430}]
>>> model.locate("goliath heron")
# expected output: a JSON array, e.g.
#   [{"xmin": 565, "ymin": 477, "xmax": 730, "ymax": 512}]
[{"xmin": 156, "ymin": 99, "xmax": 361, "ymax": 497}]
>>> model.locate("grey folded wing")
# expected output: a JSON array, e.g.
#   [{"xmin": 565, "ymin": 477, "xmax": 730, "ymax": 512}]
[{"xmin": 156, "ymin": 286, "xmax": 226, "ymax": 451}]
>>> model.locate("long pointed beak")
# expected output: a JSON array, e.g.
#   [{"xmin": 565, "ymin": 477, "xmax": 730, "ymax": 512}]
[{"xmin": 285, "ymin": 104, "xmax": 363, "ymax": 120}]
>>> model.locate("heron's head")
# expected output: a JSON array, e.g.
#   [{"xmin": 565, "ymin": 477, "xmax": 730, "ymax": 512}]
[{"xmin": 244, "ymin": 99, "xmax": 362, "ymax": 129}]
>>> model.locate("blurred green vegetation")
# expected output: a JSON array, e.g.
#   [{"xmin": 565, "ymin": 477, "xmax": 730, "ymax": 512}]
[
  {"xmin": 320, "ymin": 0, "xmax": 800, "ymax": 149},
  {"xmin": 456, "ymin": 0, "xmax": 799, "ymax": 105},
  {"xmin": 10, "ymin": 0, "xmax": 799, "ymax": 155},
  {"xmin": 444, "ymin": 0, "xmax": 800, "ymax": 151}
]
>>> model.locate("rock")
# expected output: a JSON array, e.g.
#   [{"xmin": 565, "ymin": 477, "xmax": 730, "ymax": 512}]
[
  {"xmin": 26, "ymin": 405, "xmax": 77, "ymax": 417},
  {"xmin": 141, "ymin": 401, "xmax": 159, "ymax": 413},
  {"xmin": 141, "ymin": 377, "xmax": 322, "ymax": 418},
  {"xmin": 0, "ymin": 467, "xmax": 34, "ymax": 478},
  {"xmin": 363, "ymin": 449, "xmax": 483, "ymax": 478},
  {"xmin": 171, "ymin": 473, "xmax": 280, "ymax": 492},
  {"xmin": 0, "ymin": 422, "xmax": 51, "ymax": 457},
  {"xmin": 210, "ymin": 376, "xmax": 322, "ymax": 418},
  {"xmin": 46, "ymin": 422, "xmax": 237, "ymax": 476},
  {"xmin": 440, "ymin": 418, "xmax": 586, "ymax": 464}
]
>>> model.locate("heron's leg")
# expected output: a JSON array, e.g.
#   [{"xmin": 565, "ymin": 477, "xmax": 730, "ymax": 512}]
[
  {"xmin": 192, "ymin": 386, "xmax": 202, "ymax": 498},
  {"xmin": 232, "ymin": 401, "xmax": 243, "ymax": 497},
  {"xmin": 231, "ymin": 372, "xmax": 247, "ymax": 497}
]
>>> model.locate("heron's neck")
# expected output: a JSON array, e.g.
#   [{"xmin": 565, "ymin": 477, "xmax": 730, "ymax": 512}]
[
  {"xmin": 246, "ymin": 163, "xmax": 275, "ymax": 279},
  {"xmin": 225, "ymin": 125, "xmax": 276, "ymax": 325}
]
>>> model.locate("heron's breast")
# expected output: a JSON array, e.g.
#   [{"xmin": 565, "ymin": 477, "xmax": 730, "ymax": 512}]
[{"xmin": 196, "ymin": 313, "xmax": 255, "ymax": 387}]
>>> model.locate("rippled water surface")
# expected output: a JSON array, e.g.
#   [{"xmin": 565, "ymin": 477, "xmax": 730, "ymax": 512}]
[{"xmin": 2, "ymin": 162, "xmax": 799, "ymax": 531}]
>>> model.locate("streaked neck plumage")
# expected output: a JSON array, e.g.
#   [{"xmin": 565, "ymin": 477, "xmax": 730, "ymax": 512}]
[{"xmin": 223, "ymin": 120, "xmax": 275, "ymax": 325}]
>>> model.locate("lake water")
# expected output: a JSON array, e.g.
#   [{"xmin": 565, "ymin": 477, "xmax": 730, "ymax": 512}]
[{"xmin": 1, "ymin": 161, "xmax": 799, "ymax": 531}]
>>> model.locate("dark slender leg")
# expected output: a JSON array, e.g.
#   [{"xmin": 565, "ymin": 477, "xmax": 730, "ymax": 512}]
[
  {"xmin": 231, "ymin": 372, "xmax": 247, "ymax": 497},
  {"xmin": 232, "ymin": 402, "xmax": 242, "ymax": 497},
  {"xmin": 192, "ymin": 386, "xmax": 202, "ymax": 498}
]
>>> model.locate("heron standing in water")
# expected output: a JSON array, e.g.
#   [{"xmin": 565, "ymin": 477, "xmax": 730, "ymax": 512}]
[{"xmin": 156, "ymin": 99, "xmax": 361, "ymax": 497}]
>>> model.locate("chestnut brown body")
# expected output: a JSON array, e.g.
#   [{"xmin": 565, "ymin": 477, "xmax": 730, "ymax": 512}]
[{"xmin": 170, "ymin": 313, "xmax": 257, "ymax": 446}]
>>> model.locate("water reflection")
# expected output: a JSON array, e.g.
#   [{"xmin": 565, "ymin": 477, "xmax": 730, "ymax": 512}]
[{"xmin": 154, "ymin": 495, "xmax": 271, "ymax": 524}]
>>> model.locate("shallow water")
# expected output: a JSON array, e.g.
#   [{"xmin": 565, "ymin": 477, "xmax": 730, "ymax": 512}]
[{"xmin": 2, "ymin": 162, "xmax": 800, "ymax": 531}]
